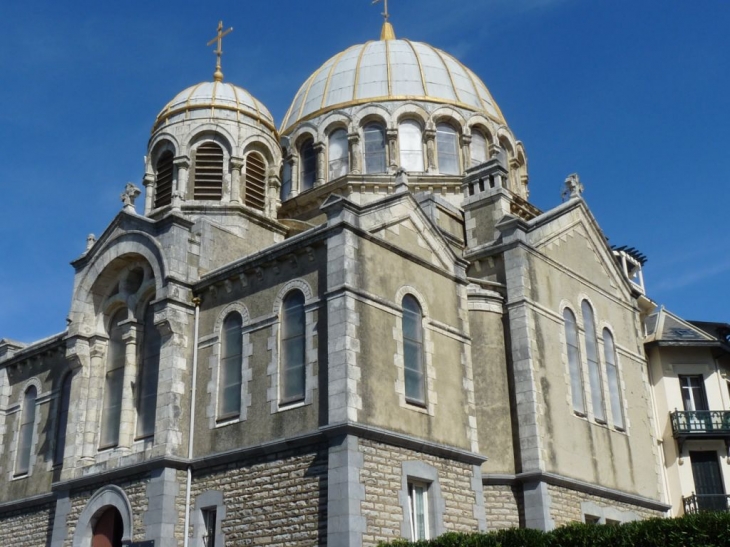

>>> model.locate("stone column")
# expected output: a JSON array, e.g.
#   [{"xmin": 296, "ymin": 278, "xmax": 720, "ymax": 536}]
[
  {"xmin": 314, "ymin": 142, "xmax": 326, "ymax": 186},
  {"xmin": 173, "ymin": 156, "xmax": 190, "ymax": 201},
  {"xmin": 386, "ymin": 128, "xmax": 398, "ymax": 173},
  {"xmin": 424, "ymin": 129, "xmax": 437, "ymax": 173},
  {"xmin": 143, "ymin": 173, "xmax": 155, "ymax": 215},
  {"xmin": 119, "ymin": 321, "xmax": 141, "ymax": 448},
  {"xmin": 290, "ymin": 155, "xmax": 300, "ymax": 197},
  {"xmin": 509, "ymin": 158, "xmax": 521, "ymax": 192},
  {"xmin": 230, "ymin": 156, "xmax": 244, "ymax": 204},
  {"xmin": 460, "ymin": 134, "xmax": 472, "ymax": 171},
  {"xmin": 81, "ymin": 339, "xmax": 107, "ymax": 462},
  {"xmin": 268, "ymin": 167, "xmax": 281, "ymax": 217},
  {"xmin": 348, "ymin": 133, "xmax": 361, "ymax": 175}
]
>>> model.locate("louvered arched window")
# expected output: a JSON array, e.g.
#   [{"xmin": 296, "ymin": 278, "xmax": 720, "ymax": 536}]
[
  {"xmin": 16, "ymin": 385, "xmax": 37, "ymax": 475},
  {"xmin": 136, "ymin": 303, "xmax": 160, "ymax": 439},
  {"xmin": 193, "ymin": 142, "xmax": 224, "ymax": 200},
  {"xmin": 154, "ymin": 151, "xmax": 174, "ymax": 208},
  {"xmin": 280, "ymin": 290, "xmax": 306, "ymax": 404},
  {"xmin": 300, "ymin": 139, "xmax": 316, "ymax": 191},
  {"xmin": 245, "ymin": 152, "xmax": 266, "ymax": 211},
  {"xmin": 470, "ymin": 130, "xmax": 488, "ymax": 167},
  {"xmin": 54, "ymin": 374, "xmax": 73, "ymax": 465},
  {"xmin": 581, "ymin": 301, "xmax": 605, "ymax": 422},
  {"xmin": 101, "ymin": 309, "xmax": 126, "ymax": 448},
  {"xmin": 219, "ymin": 312, "xmax": 243, "ymax": 419},
  {"xmin": 563, "ymin": 308, "xmax": 585, "ymax": 414},
  {"xmin": 603, "ymin": 329, "xmax": 624, "ymax": 429},
  {"xmin": 364, "ymin": 123, "xmax": 386, "ymax": 174},
  {"xmin": 328, "ymin": 129, "xmax": 349, "ymax": 180},
  {"xmin": 436, "ymin": 123, "xmax": 460, "ymax": 175},
  {"xmin": 399, "ymin": 120, "xmax": 424, "ymax": 172},
  {"xmin": 402, "ymin": 295, "xmax": 425, "ymax": 405}
]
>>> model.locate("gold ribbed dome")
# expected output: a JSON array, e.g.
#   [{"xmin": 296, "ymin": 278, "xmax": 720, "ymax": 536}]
[{"xmin": 280, "ymin": 37, "xmax": 506, "ymax": 135}]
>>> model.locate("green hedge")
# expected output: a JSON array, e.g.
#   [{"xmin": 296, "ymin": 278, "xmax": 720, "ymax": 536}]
[{"xmin": 378, "ymin": 512, "xmax": 730, "ymax": 547}]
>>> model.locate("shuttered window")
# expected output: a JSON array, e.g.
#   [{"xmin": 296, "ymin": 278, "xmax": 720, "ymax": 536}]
[
  {"xmin": 193, "ymin": 142, "xmax": 224, "ymax": 200},
  {"xmin": 244, "ymin": 152, "xmax": 266, "ymax": 211},
  {"xmin": 154, "ymin": 151, "xmax": 174, "ymax": 208}
]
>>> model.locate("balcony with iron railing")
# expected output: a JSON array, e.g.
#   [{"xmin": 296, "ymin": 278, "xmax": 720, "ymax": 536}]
[
  {"xmin": 670, "ymin": 410, "xmax": 730, "ymax": 453},
  {"xmin": 683, "ymin": 493, "xmax": 730, "ymax": 514}
]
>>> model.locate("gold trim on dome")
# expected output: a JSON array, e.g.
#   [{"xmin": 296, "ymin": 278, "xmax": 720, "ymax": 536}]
[
  {"xmin": 154, "ymin": 101, "xmax": 277, "ymax": 134},
  {"xmin": 385, "ymin": 39, "xmax": 392, "ymax": 96},
  {"xmin": 403, "ymin": 39, "xmax": 428, "ymax": 96},
  {"xmin": 431, "ymin": 46, "xmax": 462, "ymax": 104},
  {"xmin": 321, "ymin": 45, "xmax": 356, "ymax": 109},
  {"xmin": 352, "ymin": 41, "xmax": 373, "ymax": 101},
  {"xmin": 279, "ymin": 94, "xmax": 504, "ymax": 135}
]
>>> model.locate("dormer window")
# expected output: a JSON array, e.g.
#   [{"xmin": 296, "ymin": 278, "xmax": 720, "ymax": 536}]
[
  {"xmin": 193, "ymin": 142, "xmax": 224, "ymax": 200},
  {"xmin": 154, "ymin": 151, "xmax": 174, "ymax": 208},
  {"xmin": 244, "ymin": 152, "xmax": 266, "ymax": 211}
]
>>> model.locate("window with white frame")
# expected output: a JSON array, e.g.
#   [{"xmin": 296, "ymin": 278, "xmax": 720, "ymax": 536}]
[
  {"xmin": 218, "ymin": 312, "xmax": 243, "ymax": 420},
  {"xmin": 398, "ymin": 120, "xmax": 424, "ymax": 172},
  {"xmin": 280, "ymin": 290, "xmax": 306, "ymax": 404},
  {"xmin": 581, "ymin": 300, "xmax": 606, "ymax": 422},
  {"xmin": 136, "ymin": 302, "xmax": 160, "ymax": 439},
  {"xmin": 328, "ymin": 128, "xmax": 349, "ymax": 180},
  {"xmin": 563, "ymin": 308, "xmax": 585, "ymax": 415},
  {"xmin": 602, "ymin": 329, "xmax": 624, "ymax": 429},
  {"xmin": 15, "ymin": 385, "xmax": 37, "ymax": 475},
  {"xmin": 402, "ymin": 295, "xmax": 425, "ymax": 405},
  {"xmin": 101, "ymin": 309, "xmax": 126, "ymax": 449},
  {"xmin": 436, "ymin": 123, "xmax": 460, "ymax": 175},
  {"xmin": 363, "ymin": 123, "xmax": 387, "ymax": 174},
  {"xmin": 408, "ymin": 480, "xmax": 430, "ymax": 541}
]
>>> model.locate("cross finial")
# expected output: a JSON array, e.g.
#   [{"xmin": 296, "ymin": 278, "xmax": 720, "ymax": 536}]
[
  {"xmin": 372, "ymin": 0, "xmax": 396, "ymax": 40},
  {"xmin": 207, "ymin": 20, "xmax": 233, "ymax": 82}
]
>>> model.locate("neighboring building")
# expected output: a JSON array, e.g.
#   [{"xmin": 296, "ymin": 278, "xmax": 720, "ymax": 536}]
[
  {"xmin": 645, "ymin": 309, "xmax": 730, "ymax": 516},
  {"xmin": 3, "ymin": 15, "xmax": 712, "ymax": 547}
]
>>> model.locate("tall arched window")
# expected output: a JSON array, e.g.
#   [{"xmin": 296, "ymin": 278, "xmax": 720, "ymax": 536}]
[
  {"xmin": 281, "ymin": 161, "xmax": 292, "ymax": 201},
  {"xmin": 436, "ymin": 123, "xmax": 460, "ymax": 175},
  {"xmin": 563, "ymin": 308, "xmax": 585, "ymax": 414},
  {"xmin": 470, "ymin": 130, "xmax": 488, "ymax": 167},
  {"xmin": 193, "ymin": 142, "xmax": 224, "ymax": 200},
  {"xmin": 54, "ymin": 374, "xmax": 73, "ymax": 465},
  {"xmin": 363, "ymin": 123, "xmax": 386, "ymax": 174},
  {"xmin": 581, "ymin": 301, "xmax": 605, "ymax": 421},
  {"xmin": 402, "ymin": 295, "xmax": 425, "ymax": 405},
  {"xmin": 154, "ymin": 151, "xmax": 174, "ymax": 208},
  {"xmin": 280, "ymin": 290, "xmax": 306, "ymax": 404},
  {"xmin": 136, "ymin": 303, "xmax": 160, "ymax": 439},
  {"xmin": 328, "ymin": 129, "xmax": 349, "ymax": 180},
  {"xmin": 603, "ymin": 329, "xmax": 624, "ymax": 429},
  {"xmin": 300, "ymin": 139, "xmax": 316, "ymax": 191},
  {"xmin": 16, "ymin": 385, "xmax": 37, "ymax": 475},
  {"xmin": 219, "ymin": 312, "xmax": 243, "ymax": 419},
  {"xmin": 101, "ymin": 309, "xmax": 126, "ymax": 449},
  {"xmin": 245, "ymin": 152, "xmax": 266, "ymax": 211},
  {"xmin": 399, "ymin": 120, "xmax": 424, "ymax": 173}
]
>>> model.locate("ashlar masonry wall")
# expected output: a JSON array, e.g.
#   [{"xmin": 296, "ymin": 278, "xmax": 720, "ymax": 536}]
[{"xmin": 0, "ymin": 502, "xmax": 55, "ymax": 546}]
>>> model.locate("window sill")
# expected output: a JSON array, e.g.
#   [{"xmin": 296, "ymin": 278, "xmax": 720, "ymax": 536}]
[
  {"xmin": 278, "ymin": 399, "xmax": 307, "ymax": 412},
  {"xmin": 11, "ymin": 472, "xmax": 29, "ymax": 481},
  {"xmin": 215, "ymin": 415, "xmax": 243, "ymax": 428}
]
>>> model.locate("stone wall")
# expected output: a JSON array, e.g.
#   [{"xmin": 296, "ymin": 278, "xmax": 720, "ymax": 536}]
[
  {"xmin": 0, "ymin": 502, "xmax": 54, "ymax": 546},
  {"xmin": 189, "ymin": 446, "xmax": 328, "ymax": 546},
  {"xmin": 359, "ymin": 438, "xmax": 481, "ymax": 546},
  {"xmin": 548, "ymin": 484, "xmax": 664, "ymax": 527},
  {"xmin": 483, "ymin": 484, "xmax": 522, "ymax": 530},
  {"xmin": 64, "ymin": 473, "xmax": 151, "ymax": 546}
]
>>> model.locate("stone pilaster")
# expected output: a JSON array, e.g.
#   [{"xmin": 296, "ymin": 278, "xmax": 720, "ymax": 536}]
[
  {"xmin": 119, "ymin": 321, "xmax": 142, "ymax": 448},
  {"xmin": 424, "ymin": 129, "xmax": 437, "ymax": 173},
  {"xmin": 315, "ymin": 141, "xmax": 326, "ymax": 186},
  {"xmin": 327, "ymin": 435, "xmax": 366, "ymax": 547},
  {"xmin": 460, "ymin": 134, "xmax": 472, "ymax": 172},
  {"xmin": 386, "ymin": 129, "xmax": 398, "ymax": 173},
  {"xmin": 230, "ymin": 156, "xmax": 244, "ymax": 204},
  {"xmin": 348, "ymin": 133, "xmax": 361, "ymax": 174},
  {"xmin": 143, "ymin": 173, "xmax": 155, "ymax": 215},
  {"xmin": 173, "ymin": 156, "xmax": 190, "ymax": 200}
]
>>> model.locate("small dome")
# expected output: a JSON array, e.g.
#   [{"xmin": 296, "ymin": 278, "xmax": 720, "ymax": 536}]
[
  {"xmin": 280, "ymin": 38, "xmax": 506, "ymax": 135},
  {"xmin": 154, "ymin": 81, "xmax": 275, "ymax": 132}
]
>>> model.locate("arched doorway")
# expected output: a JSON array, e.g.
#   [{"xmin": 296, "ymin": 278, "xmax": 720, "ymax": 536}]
[{"xmin": 92, "ymin": 507, "xmax": 123, "ymax": 547}]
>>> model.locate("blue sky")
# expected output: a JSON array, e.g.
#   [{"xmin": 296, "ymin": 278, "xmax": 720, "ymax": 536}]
[{"xmin": 0, "ymin": 0, "xmax": 728, "ymax": 343}]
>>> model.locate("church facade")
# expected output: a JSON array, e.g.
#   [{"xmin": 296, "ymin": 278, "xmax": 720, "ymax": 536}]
[{"xmin": 0, "ymin": 16, "xmax": 726, "ymax": 547}]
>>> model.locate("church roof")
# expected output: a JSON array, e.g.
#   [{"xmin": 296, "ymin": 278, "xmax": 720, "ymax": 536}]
[
  {"xmin": 280, "ymin": 30, "xmax": 506, "ymax": 135},
  {"xmin": 153, "ymin": 81, "xmax": 275, "ymax": 132}
]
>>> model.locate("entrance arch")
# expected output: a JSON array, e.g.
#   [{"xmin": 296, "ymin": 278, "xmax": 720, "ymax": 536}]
[
  {"xmin": 92, "ymin": 507, "xmax": 123, "ymax": 547},
  {"xmin": 73, "ymin": 485, "xmax": 133, "ymax": 547}
]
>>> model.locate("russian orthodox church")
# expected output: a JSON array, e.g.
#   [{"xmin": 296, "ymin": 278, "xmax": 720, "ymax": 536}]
[{"xmin": 1, "ymin": 12, "xmax": 728, "ymax": 547}]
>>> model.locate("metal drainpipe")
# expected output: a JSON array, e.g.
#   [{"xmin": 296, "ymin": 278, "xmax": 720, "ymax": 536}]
[{"xmin": 183, "ymin": 296, "xmax": 201, "ymax": 547}]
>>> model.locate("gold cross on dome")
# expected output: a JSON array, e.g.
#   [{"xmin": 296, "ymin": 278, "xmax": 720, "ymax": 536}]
[
  {"xmin": 207, "ymin": 20, "xmax": 233, "ymax": 82},
  {"xmin": 372, "ymin": 0, "xmax": 390, "ymax": 22}
]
